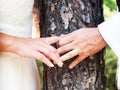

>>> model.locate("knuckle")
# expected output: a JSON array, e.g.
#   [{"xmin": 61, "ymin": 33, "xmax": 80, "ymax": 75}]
[
  {"xmin": 52, "ymin": 49, "xmax": 58, "ymax": 54},
  {"xmin": 73, "ymin": 41, "xmax": 79, "ymax": 46},
  {"xmin": 47, "ymin": 46, "xmax": 56, "ymax": 54},
  {"xmin": 36, "ymin": 54, "xmax": 44, "ymax": 60},
  {"xmin": 68, "ymin": 53, "xmax": 74, "ymax": 57},
  {"xmin": 60, "ymin": 47, "xmax": 66, "ymax": 52},
  {"xmin": 46, "ymin": 49, "xmax": 52, "ymax": 55},
  {"xmin": 42, "ymin": 48, "xmax": 51, "ymax": 54},
  {"xmin": 59, "ymin": 41, "xmax": 63, "ymax": 46}
]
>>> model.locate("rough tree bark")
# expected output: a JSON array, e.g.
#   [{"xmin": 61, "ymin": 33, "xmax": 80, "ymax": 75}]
[{"xmin": 39, "ymin": 0, "xmax": 106, "ymax": 90}]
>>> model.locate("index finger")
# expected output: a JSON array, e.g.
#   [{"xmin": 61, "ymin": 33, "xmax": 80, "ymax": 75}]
[{"xmin": 41, "ymin": 45, "xmax": 63, "ymax": 67}]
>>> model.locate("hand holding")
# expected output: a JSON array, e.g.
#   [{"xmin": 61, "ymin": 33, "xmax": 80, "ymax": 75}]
[
  {"xmin": 16, "ymin": 37, "xmax": 63, "ymax": 67},
  {"xmin": 58, "ymin": 28, "xmax": 107, "ymax": 69},
  {"xmin": 2, "ymin": 34, "xmax": 63, "ymax": 67}
]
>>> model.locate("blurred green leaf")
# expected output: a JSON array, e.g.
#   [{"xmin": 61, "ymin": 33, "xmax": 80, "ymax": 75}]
[{"xmin": 103, "ymin": 0, "xmax": 118, "ymax": 90}]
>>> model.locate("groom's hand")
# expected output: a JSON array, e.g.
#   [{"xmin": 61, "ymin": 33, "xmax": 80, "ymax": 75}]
[{"xmin": 57, "ymin": 28, "xmax": 107, "ymax": 69}]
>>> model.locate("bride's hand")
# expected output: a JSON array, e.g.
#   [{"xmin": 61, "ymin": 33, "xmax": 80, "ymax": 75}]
[{"xmin": 0, "ymin": 33, "xmax": 63, "ymax": 67}]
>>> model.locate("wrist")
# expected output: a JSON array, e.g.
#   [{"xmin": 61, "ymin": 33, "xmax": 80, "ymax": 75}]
[
  {"xmin": 96, "ymin": 28, "xmax": 107, "ymax": 48},
  {"xmin": 7, "ymin": 35, "xmax": 18, "ymax": 53},
  {"xmin": 0, "ymin": 33, "xmax": 21, "ymax": 53}
]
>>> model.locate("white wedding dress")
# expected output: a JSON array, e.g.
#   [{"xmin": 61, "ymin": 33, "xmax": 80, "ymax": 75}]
[{"xmin": 0, "ymin": 0, "xmax": 40, "ymax": 90}]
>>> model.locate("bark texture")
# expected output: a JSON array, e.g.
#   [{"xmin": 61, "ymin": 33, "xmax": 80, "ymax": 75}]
[{"xmin": 39, "ymin": 0, "xmax": 106, "ymax": 90}]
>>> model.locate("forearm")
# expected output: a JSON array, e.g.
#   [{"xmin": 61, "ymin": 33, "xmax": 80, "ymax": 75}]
[{"xmin": 0, "ymin": 32, "xmax": 16, "ymax": 53}]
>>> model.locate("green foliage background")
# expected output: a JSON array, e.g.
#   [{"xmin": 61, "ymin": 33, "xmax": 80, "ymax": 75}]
[
  {"xmin": 37, "ymin": 0, "xmax": 119, "ymax": 90},
  {"xmin": 104, "ymin": 0, "xmax": 118, "ymax": 90}
]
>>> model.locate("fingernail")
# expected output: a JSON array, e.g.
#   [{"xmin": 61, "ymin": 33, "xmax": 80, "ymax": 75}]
[
  {"xmin": 69, "ymin": 65, "xmax": 73, "ymax": 69},
  {"xmin": 50, "ymin": 64, "xmax": 54, "ymax": 67},
  {"xmin": 59, "ymin": 62, "xmax": 63, "ymax": 67}
]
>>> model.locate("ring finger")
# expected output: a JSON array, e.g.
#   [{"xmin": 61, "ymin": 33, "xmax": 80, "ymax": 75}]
[{"xmin": 59, "ymin": 48, "xmax": 80, "ymax": 62}]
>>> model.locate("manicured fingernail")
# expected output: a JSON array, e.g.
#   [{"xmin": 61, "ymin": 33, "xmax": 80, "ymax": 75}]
[{"xmin": 50, "ymin": 64, "xmax": 54, "ymax": 67}]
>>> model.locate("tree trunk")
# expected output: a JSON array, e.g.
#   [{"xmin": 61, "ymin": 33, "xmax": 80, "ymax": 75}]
[{"xmin": 39, "ymin": 0, "xmax": 106, "ymax": 90}]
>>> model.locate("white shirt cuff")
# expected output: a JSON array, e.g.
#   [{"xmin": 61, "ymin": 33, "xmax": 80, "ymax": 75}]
[{"xmin": 98, "ymin": 13, "xmax": 120, "ymax": 57}]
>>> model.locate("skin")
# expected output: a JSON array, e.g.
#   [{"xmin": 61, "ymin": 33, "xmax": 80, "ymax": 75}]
[
  {"xmin": 0, "ymin": 33, "xmax": 63, "ymax": 67},
  {"xmin": 58, "ymin": 28, "xmax": 107, "ymax": 69}
]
